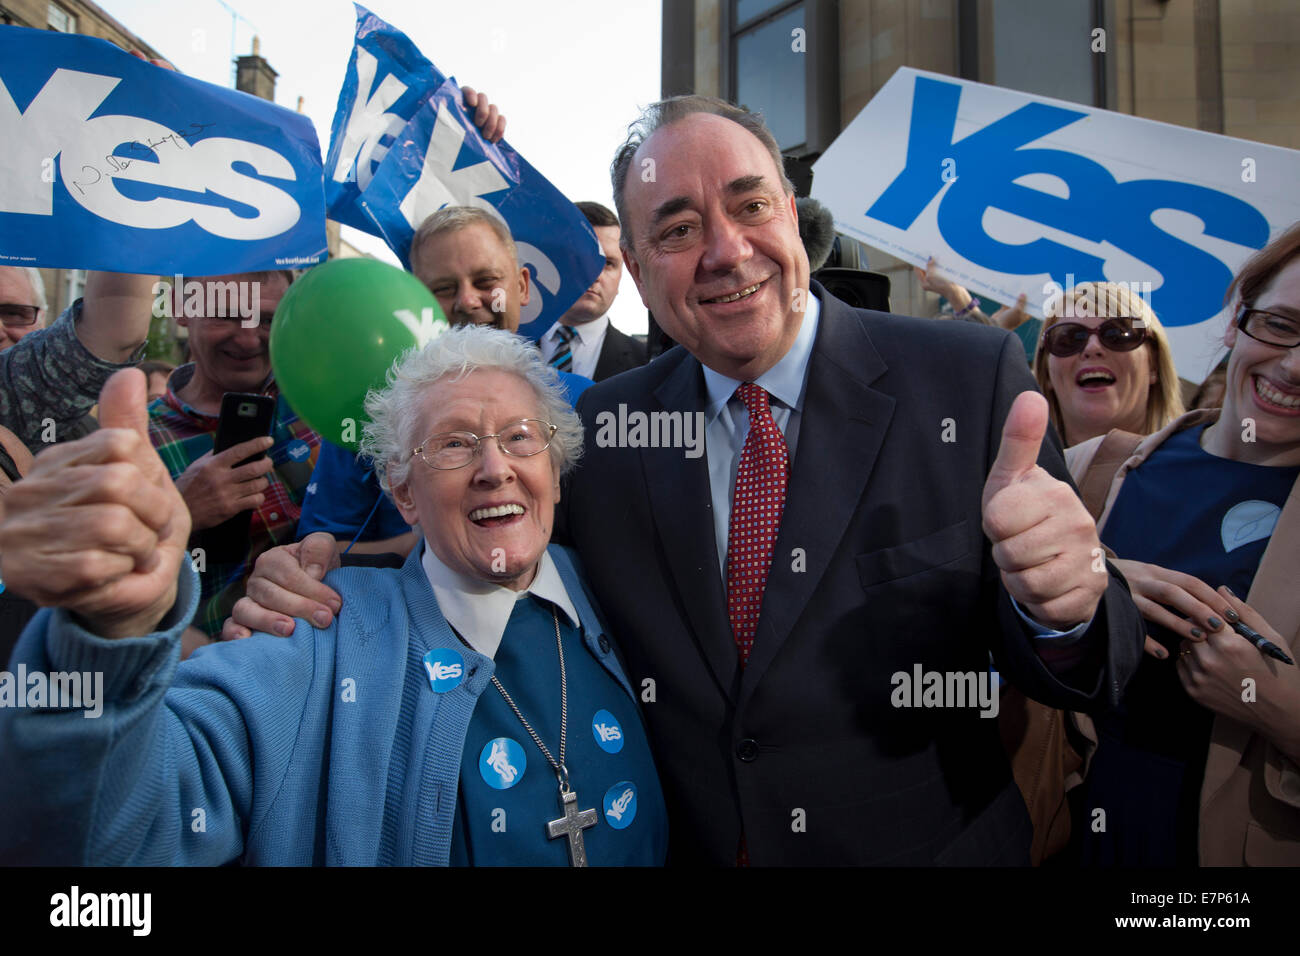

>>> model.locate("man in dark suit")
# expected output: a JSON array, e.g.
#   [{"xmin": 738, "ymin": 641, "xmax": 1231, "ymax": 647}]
[
  {"xmin": 561, "ymin": 96, "xmax": 1145, "ymax": 865},
  {"xmin": 537, "ymin": 201, "xmax": 647, "ymax": 381}
]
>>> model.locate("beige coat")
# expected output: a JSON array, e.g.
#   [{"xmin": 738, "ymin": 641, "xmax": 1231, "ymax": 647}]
[{"xmin": 1065, "ymin": 409, "xmax": 1300, "ymax": 865}]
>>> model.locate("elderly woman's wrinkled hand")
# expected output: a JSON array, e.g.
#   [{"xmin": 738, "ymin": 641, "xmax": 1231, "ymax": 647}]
[
  {"xmin": 222, "ymin": 533, "xmax": 343, "ymax": 640},
  {"xmin": 0, "ymin": 370, "xmax": 191, "ymax": 638}
]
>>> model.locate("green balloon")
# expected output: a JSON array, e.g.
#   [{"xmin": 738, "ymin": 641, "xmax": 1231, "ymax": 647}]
[{"xmin": 270, "ymin": 258, "xmax": 447, "ymax": 450}]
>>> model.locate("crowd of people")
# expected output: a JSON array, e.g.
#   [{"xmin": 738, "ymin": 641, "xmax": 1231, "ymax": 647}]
[{"xmin": 0, "ymin": 85, "xmax": 1296, "ymax": 868}]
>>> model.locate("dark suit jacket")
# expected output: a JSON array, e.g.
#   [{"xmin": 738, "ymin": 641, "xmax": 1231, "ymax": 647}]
[
  {"xmin": 563, "ymin": 283, "xmax": 1144, "ymax": 866},
  {"xmin": 592, "ymin": 324, "xmax": 647, "ymax": 381}
]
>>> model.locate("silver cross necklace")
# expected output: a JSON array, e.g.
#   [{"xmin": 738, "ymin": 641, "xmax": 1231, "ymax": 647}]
[{"xmin": 457, "ymin": 604, "xmax": 598, "ymax": 866}]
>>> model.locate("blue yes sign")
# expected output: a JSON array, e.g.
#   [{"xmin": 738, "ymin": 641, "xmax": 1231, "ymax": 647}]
[
  {"xmin": 324, "ymin": 4, "xmax": 602, "ymax": 340},
  {"xmin": 864, "ymin": 75, "xmax": 1268, "ymax": 327},
  {"xmin": 812, "ymin": 66, "xmax": 1300, "ymax": 375},
  {"xmin": 0, "ymin": 25, "xmax": 326, "ymax": 274}
]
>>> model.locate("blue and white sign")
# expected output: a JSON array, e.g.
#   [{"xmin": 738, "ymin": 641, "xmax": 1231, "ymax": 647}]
[
  {"xmin": 324, "ymin": 5, "xmax": 602, "ymax": 340},
  {"xmin": 322, "ymin": 4, "xmax": 445, "ymax": 233},
  {"xmin": 479, "ymin": 736, "xmax": 526, "ymax": 790},
  {"xmin": 0, "ymin": 25, "xmax": 326, "ymax": 275},
  {"xmin": 602, "ymin": 781, "xmax": 637, "ymax": 829},
  {"xmin": 422, "ymin": 648, "xmax": 465, "ymax": 693},
  {"xmin": 591, "ymin": 709, "xmax": 624, "ymax": 754},
  {"xmin": 812, "ymin": 67, "xmax": 1300, "ymax": 380}
]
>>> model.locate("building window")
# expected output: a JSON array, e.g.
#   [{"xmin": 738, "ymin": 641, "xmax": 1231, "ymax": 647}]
[
  {"xmin": 983, "ymin": 0, "xmax": 1106, "ymax": 107},
  {"xmin": 47, "ymin": 3, "xmax": 76, "ymax": 33},
  {"xmin": 724, "ymin": 0, "xmax": 839, "ymax": 160},
  {"xmin": 734, "ymin": 3, "xmax": 807, "ymax": 150}
]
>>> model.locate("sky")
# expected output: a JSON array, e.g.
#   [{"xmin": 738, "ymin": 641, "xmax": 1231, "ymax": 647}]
[{"xmin": 96, "ymin": 0, "xmax": 663, "ymax": 333}]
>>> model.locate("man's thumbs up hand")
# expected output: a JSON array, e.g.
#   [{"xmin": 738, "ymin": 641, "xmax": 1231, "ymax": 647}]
[
  {"xmin": 0, "ymin": 369, "xmax": 193, "ymax": 638},
  {"xmin": 981, "ymin": 391, "xmax": 1106, "ymax": 630}
]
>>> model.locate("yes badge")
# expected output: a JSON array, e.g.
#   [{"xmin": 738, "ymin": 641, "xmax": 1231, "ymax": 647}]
[
  {"xmin": 603, "ymin": 781, "xmax": 637, "ymax": 829},
  {"xmin": 285, "ymin": 439, "xmax": 313, "ymax": 463},
  {"xmin": 591, "ymin": 708, "xmax": 624, "ymax": 754},
  {"xmin": 479, "ymin": 737, "xmax": 526, "ymax": 790},
  {"xmin": 423, "ymin": 648, "xmax": 464, "ymax": 692}
]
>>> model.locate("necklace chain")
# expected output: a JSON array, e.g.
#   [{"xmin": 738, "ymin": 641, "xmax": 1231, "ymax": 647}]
[{"xmin": 485, "ymin": 606, "xmax": 570, "ymax": 786}]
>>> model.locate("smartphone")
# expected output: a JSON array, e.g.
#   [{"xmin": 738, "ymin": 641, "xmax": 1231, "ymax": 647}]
[
  {"xmin": 195, "ymin": 394, "xmax": 277, "ymax": 566},
  {"xmin": 214, "ymin": 393, "xmax": 277, "ymax": 461}
]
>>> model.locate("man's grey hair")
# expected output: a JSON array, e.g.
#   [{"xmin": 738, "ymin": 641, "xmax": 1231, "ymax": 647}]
[
  {"xmin": 21, "ymin": 267, "xmax": 47, "ymax": 313},
  {"xmin": 610, "ymin": 95, "xmax": 796, "ymax": 238},
  {"xmin": 358, "ymin": 324, "xmax": 584, "ymax": 497},
  {"xmin": 409, "ymin": 205, "xmax": 517, "ymax": 266}
]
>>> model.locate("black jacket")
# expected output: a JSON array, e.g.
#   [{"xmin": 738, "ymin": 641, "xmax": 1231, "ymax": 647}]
[{"xmin": 561, "ymin": 283, "xmax": 1144, "ymax": 865}]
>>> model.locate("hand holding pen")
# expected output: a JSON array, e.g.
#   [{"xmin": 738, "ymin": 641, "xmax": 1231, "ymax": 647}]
[{"xmin": 1218, "ymin": 586, "xmax": 1294, "ymax": 666}]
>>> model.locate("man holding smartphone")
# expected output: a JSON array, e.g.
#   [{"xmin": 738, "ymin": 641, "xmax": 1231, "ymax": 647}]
[{"xmin": 148, "ymin": 270, "xmax": 321, "ymax": 650}]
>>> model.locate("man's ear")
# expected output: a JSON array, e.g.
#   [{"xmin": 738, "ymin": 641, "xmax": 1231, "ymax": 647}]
[{"xmin": 517, "ymin": 266, "xmax": 531, "ymax": 308}]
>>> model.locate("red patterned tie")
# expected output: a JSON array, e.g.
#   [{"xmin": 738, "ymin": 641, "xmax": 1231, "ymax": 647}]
[{"xmin": 726, "ymin": 383, "xmax": 789, "ymax": 666}]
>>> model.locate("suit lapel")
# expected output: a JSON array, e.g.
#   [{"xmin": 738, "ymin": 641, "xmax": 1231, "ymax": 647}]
[
  {"xmin": 740, "ymin": 294, "xmax": 896, "ymax": 697},
  {"xmin": 643, "ymin": 355, "xmax": 739, "ymax": 697},
  {"xmin": 593, "ymin": 330, "xmax": 615, "ymax": 381}
]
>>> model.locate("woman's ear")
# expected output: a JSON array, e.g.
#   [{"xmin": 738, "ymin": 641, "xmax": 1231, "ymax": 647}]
[{"xmin": 390, "ymin": 474, "xmax": 420, "ymax": 526}]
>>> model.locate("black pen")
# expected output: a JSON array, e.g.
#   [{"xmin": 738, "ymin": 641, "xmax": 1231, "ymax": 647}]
[{"xmin": 1231, "ymin": 618, "xmax": 1295, "ymax": 666}]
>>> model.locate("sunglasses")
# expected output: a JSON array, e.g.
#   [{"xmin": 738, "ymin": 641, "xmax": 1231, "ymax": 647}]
[{"xmin": 1041, "ymin": 319, "xmax": 1147, "ymax": 357}]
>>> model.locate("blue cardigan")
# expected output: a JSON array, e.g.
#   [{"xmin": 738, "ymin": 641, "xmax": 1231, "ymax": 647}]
[{"xmin": 0, "ymin": 544, "xmax": 651, "ymax": 865}]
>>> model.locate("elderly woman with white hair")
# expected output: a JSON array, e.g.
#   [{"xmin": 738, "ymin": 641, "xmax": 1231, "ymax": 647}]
[{"xmin": 0, "ymin": 324, "xmax": 668, "ymax": 866}]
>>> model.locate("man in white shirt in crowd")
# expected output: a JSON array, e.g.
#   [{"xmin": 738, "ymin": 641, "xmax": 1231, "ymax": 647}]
[{"xmin": 536, "ymin": 202, "xmax": 646, "ymax": 382}]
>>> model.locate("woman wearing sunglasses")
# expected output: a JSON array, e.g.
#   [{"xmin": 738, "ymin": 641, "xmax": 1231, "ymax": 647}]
[
  {"xmin": 1033, "ymin": 281, "xmax": 1185, "ymax": 448},
  {"xmin": 1063, "ymin": 225, "xmax": 1300, "ymax": 865}
]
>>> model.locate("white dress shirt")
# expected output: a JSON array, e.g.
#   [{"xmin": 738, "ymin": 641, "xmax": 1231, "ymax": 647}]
[
  {"xmin": 701, "ymin": 294, "xmax": 821, "ymax": 575},
  {"xmin": 420, "ymin": 541, "xmax": 581, "ymax": 659},
  {"xmin": 540, "ymin": 315, "xmax": 609, "ymax": 381}
]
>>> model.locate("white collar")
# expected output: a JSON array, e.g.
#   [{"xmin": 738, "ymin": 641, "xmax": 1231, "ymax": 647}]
[
  {"xmin": 549, "ymin": 314, "xmax": 609, "ymax": 343},
  {"xmin": 701, "ymin": 291, "xmax": 821, "ymax": 422},
  {"xmin": 420, "ymin": 541, "xmax": 581, "ymax": 659}
]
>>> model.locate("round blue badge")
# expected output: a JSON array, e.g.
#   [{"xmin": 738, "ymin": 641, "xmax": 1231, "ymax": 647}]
[
  {"xmin": 422, "ymin": 648, "xmax": 465, "ymax": 693},
  {"xmin": 479, "ymin": 737, "xmax": 527, "ymax": 790},
  {"xmin": 591, "ymin": 709, "xmax": 625, "ymax": 754},
  {"xmin": 603, "ymin": 781, "xmax": 637, "ymax": 829},
  {"xmin": 285, "ymin": 439, "xmax": 312, "ymax": 463}
]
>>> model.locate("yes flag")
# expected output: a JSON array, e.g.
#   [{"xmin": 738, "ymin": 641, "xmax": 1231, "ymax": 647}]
[
  {"xmin": 359, "ymin": 79, "xmax": 603, "ymax": 331},
  {"xmin": 325, "ymin": 5, "xmax": 601, "ymax": 338},
  {"xmin": 812, "ymin": 67, "xmax": 1300, "ymax": 380},
  {"xmin": 0, "ymin": 25, "xmax": 326, "ymax": 274},
  {"xmin": 323, "ymin": 4, "xmax": 445, "ymax": 233}
]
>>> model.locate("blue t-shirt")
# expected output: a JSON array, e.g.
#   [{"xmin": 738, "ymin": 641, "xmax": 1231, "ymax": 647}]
[
  {"xmin": 297, "ymin": 371, "xmax": 594, "ymax": 547},
  {"xmin": 448, "ymin": 593, "xmax": 668, "ymax": 865},
  {"xmin": 1077, "ymin": 423, "xmax": 1299, "ymax": 865}
]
